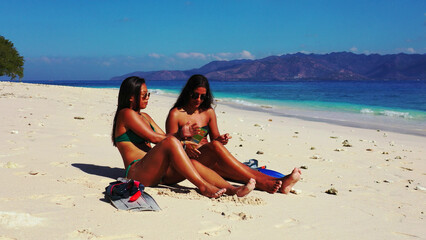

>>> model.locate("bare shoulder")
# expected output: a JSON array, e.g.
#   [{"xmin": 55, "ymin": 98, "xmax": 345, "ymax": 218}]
[
  {"xmin": 140, "ymin": 112, "xmax": 153, "ymax": 120},
  {"xmin": 169, "ymin": 107, "xmax": 185, "ymax": 118},
  {"xmin": 119, "ymin": 108, "xmax": 137, "ymax": 118},
  {"xmin": 205, "ymin": 108, "xmax": 216, "ymax": 117}
]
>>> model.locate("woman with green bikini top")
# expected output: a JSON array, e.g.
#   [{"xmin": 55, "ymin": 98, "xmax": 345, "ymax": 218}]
[
  {"xmin": 111, "ymin": 76, "xmax": 256, "ymax": 198},
  {"xmin": 166, "ymin": 74, "xmax": 301, "ymax": 194}
]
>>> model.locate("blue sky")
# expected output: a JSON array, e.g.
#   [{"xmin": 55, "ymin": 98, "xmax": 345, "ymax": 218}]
[{"xmin": 1, "ymin": 0, "xmax": 425, "ymax": 80}]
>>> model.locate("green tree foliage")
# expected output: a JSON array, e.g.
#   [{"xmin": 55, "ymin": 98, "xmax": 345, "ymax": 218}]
[{"xmin": 0, "ymin": 36, "xmax": 24, "ymax": 80}]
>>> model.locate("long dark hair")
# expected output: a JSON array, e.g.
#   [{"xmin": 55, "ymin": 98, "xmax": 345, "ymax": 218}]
[
  {"xmin": 112, "ymin": 76, "xmax": 145, "ymax": 146},
  {"xmin": 172, "ymin": 74, "xmax": 214, "ymax": 110}
]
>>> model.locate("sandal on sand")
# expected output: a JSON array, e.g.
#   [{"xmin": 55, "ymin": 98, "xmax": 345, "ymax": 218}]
[{"xmin": 105, "ymin": 178, "xmax": 161, "ymax": 211}]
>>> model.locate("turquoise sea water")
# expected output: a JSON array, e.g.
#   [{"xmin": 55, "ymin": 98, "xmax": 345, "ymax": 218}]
[{"xmin": 5, "ymin": 79, "xmax": 426, "ymax": 136}]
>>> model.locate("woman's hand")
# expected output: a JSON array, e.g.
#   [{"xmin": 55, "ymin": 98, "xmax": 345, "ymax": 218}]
[
  {"xmin": 184, "ymin": 141, "xmax": 201, "ymax": 158},
  {"xmin": 215, "ymin": 133, "xmax": 231, "ymax": 145},
  {"xmin": 180, "ymin": 122, "xmax": 199, "ymax": 139}
]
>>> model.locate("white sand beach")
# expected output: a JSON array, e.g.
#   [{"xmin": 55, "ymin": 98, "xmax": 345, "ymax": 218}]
[{"xmin": 0, "ymin": 81, "xmax": 425, "ymax": 239}]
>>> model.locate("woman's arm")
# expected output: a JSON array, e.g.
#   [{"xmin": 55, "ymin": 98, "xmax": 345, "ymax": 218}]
[
  {"xmin": 207, "ymin": 108, "xmax": 231, "ymax": 145},
  {"xmin": 141, "ymin": 112, "xmax": 166, "ymax": 135},
  {"xmin": 165, "ymin": 108, "xmax": 181, "ymax": 135},
  {"xmin": 207, "ymin": 108, "xmax": 221, "ymax": 140},
  {"xmin": 121, "ymin": 109, "xmax": 166, "ymax": 144}
]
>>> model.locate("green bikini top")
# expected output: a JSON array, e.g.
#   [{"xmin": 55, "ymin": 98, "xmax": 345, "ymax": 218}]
[
  {"xmin": 115, "ymin": 117, "xmax": 156, "ymax": 144},
  {"xmin": 115, "ymin": 129, "xmax": 148, "ymax": 144}
]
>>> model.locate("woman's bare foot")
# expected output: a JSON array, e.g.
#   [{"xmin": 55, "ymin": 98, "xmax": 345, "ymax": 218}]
[
  {"xmin": 256, "ymin": 179, "xmax": 282, "ymax": 194},
  {"xmin": 234, "ymin": 178, "xmax": 256, "ymax": 197},
  {"xmin": 200, "ymin": 186, "xmax": 227, "ymax": 198},
  {"xmin": 279, "ymin": 168, "xmax": 301, "ymax": 194}
]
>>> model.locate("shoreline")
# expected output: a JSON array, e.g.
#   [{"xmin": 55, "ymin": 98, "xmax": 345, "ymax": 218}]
[
  {"xmin": 1, "ymin": 81, "xmax": 425, "ymax": 239},
  {"xmin": 218, "ymin": 101, "xmax": 426, "ymax": 137}
]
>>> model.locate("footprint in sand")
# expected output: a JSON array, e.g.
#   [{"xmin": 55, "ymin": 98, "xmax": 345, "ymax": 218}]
[
  {"xmin": 50, "ymin": 195, "xmax": 76, "ymax": 208},
  {"xmin": 225, "ymin": 212, "xmax": 253, "ymax": 221},
  {"xmin": 209, "ymin": 208, "xmax": 254, "ymax": 220},
  {"xmin": 50, "ymin": 161, "xmax": 69, "ymax": 167},
  {"xmin": 59, "ymin": 177, "xmax": 101, "ymax": 190},
  {"xmin": 62, "ymin": 144, "xmax": 76, "ymax": 149},
  {"xmin": 68, "ymin": 229, "xmax": 99, "ymax": 239},
  {"xmin": 198, "ymin": 224, "xmax": 231, "ymax": 237},
  {"xmin": 274, "ymin": 218, "xmax": 300, "ymax": 228}
]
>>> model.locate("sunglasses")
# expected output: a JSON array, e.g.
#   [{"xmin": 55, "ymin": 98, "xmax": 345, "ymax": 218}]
[
  {"xmin": 141, "ymin": 92, "xmax": 151, "ymax": 99},
  {"xmin": 191, "ymin": 93, "xmax": 206, "ymax": 100}
]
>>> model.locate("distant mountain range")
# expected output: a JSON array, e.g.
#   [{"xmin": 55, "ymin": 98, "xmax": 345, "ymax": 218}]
[{"xmin": 111, "ymin": 52, "xmax": 426, "ymax": 81}]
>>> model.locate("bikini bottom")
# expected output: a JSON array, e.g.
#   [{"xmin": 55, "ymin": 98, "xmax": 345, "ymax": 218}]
[{"xmin": 125, "ymin": 159, "xmax": 142, "ymax": 178}]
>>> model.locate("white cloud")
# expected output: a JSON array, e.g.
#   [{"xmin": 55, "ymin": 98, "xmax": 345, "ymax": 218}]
[
  {"xmin": 350, "ymin": 46, "xmax": 358, "ymax": 52},
  {"xmin": 239, "ymin": 50, "xmax": 255, "ymax": 59},
  {"xmin": 40, "ymin": 56, "xmax": 52, "ymax": 63},
  {"xmin": 176, "ymin": 52, "xmax": 206, "ymax": 59},
  {"xmin": 148, "ymin": 53, "xmax": 163, "ymax": 59},
  {"xmin": 299, "ymin": 50, "xmax": 312, "ymax": 54},
  {"xmin": 211, "ymin": 52, "xmax": 233, "ymax": 60},
  {"xmin": 407, "ymin": 48, "xmax": 415, "ymax": 53}
]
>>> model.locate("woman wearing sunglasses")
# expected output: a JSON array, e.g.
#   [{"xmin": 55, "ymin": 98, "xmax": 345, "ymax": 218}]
[
  {"xmin": 112, "ymin": 76, "xmax": 256, "ymax": 198},
  {"xmin": 166, "ymin": 74, "xmax": 301, "ymax": 194}
]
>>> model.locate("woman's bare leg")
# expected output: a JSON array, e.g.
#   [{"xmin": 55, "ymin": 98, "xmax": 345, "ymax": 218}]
[
  {"xmin": 198, "ymin": 141, "xmax": 301, "ymax": 194},
  {"xmin": 190, "ymin": 159, "xmax": 255, "ymax": 197},
  {"xmin": 128, "ymin": 136, "xmax": 225, "ymax": 198}
]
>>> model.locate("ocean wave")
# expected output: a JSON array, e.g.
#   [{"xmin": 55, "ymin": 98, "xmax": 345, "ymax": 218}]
[
  {"xmin": 150, "ymin": 89, "xmax": 165, "ymax": 94},
  {"xmin": 360, "ymin": 108, "xmax": 413, "ymax": 119},
  {"xmin": 360, "ymin": 108, "xmax": 375, "ymax": 114},
  {"xmin": 218, "ymin": 98, "xmax": 274, "ymax": 109},
  {"xmin": 380, "ymin": 110, "xmax": 412, "ymax": 119}
]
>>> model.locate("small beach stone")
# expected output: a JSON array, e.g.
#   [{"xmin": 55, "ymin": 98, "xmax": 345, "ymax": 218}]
[
  {"xmin": 414, "ymin": 185, "xmax": 426, "ymax": 191},
  {"xmin": 310, "ymin": 147, "xmax": 316, "ymax": 150},
  {"xmin": 310, "ymin": 155, "xmax": 321, "ymax": 159},
  {"xmin": 395, "ymin": 156, "xmax": 402, "ymax": 159},
  {"xmin": 256, "ymin": 151, "xmax": 264, "ymax": 155},
  {"xmin": 330, "ymin": 136, "xmax": 338, "ymax": 139},
  {"xmin": 366, "ymin": 149, "xmax": 373, "ymax": 151},
  {"xmin": 325, "ymin": 188, "xmax": 338, "ymax": 195},
  {"xmin": 300, "ymin": 165, "xmax": 308, "ymax": 169},
  {"xmin": 342, "ymin": 140, "xmax": 352, "ymax": 147},
  {"xmin": 74, "ymin": 116, "xmax": 85, "ymax": 120},
  {"xmin": 10, "ymin": 130, "xmax": 19, "ymax": 134}
]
